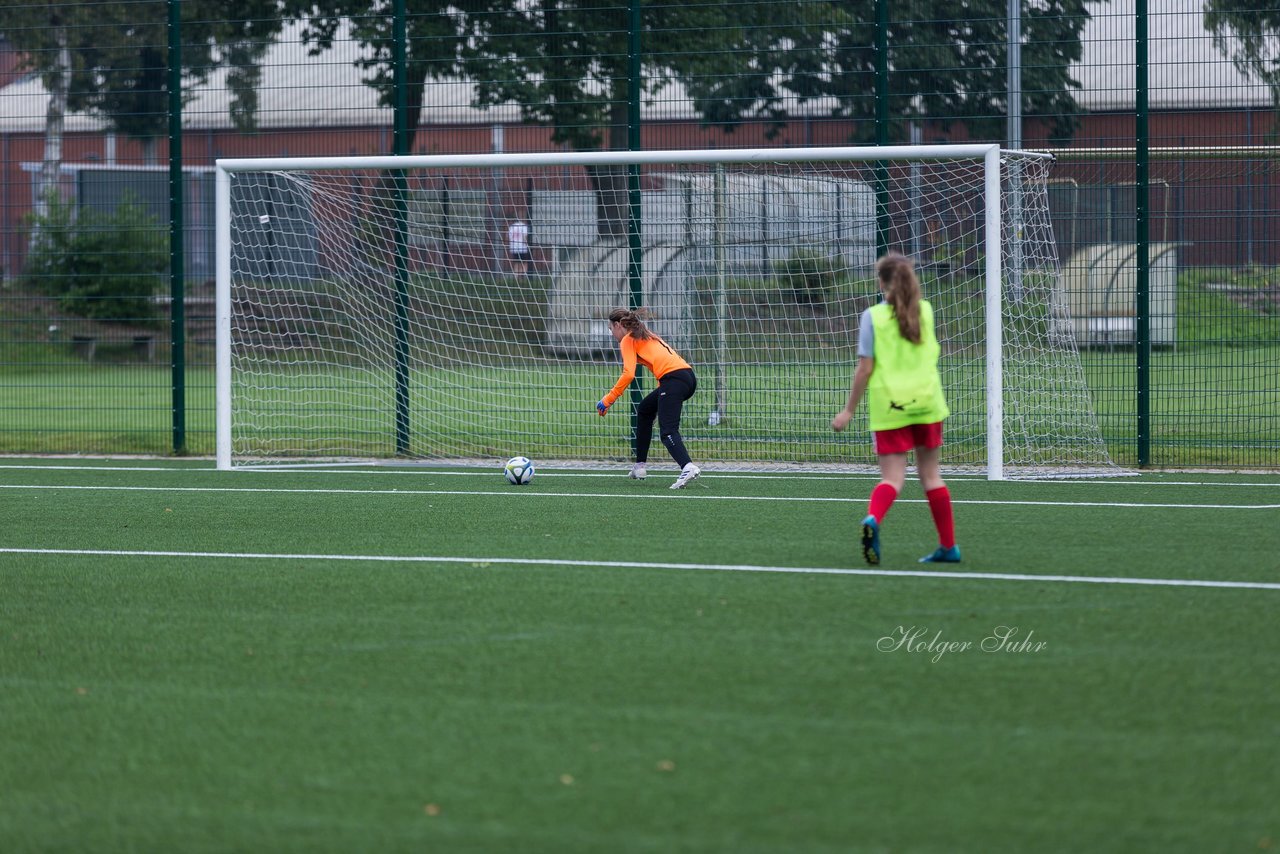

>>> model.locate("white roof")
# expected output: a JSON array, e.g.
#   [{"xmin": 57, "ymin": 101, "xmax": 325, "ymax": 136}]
[
  {"xmin": 0, "ymin": 5, "xmax": 1271, "ymax": 134},
  {"xmin": 1074, "ymin": 0, "xmax": 1273, "ymax": 110},
  {"xmin": 1, "ymin": 22, "xmax": 404, "ymax": 134}
]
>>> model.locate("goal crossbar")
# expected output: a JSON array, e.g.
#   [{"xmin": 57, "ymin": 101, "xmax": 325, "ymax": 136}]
[{"xmin": 214, "ymin": 144, "xmax": 1039, "ymax": 174}]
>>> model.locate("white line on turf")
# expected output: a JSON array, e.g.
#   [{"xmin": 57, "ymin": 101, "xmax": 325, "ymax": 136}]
[
  {"xmin": 1, "ymin": 462, "xmax": 1278, "ymax": 488},
  {"xmin": 1, "ymin": 547, "xmax": 1276, "ymax": 590},
  {"xmin": 0, "ymin": 482, "xmax": 1276, "ymax": 509}
]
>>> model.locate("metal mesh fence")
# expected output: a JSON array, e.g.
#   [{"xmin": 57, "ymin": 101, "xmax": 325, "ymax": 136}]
[{"xmin": 1, "ymin": 0, "xmax": 1276, "ymax": 467}]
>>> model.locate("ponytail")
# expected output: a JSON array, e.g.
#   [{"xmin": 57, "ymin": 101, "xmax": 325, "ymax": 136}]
[
  {"xmin": 607, "ymin": 307, "xmax": 654, "ymax": 340},
  {"xmin": 877, "ymin": 253, "xmax": 922, "ymax": 344}
]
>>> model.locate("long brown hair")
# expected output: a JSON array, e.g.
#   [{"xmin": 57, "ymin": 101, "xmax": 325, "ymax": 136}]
[
  {"xmin": 877, "ymin": 253, "xmax": 922, "ymax": 344},
  {"xmin": 608, "ymin": 307, "xmax": 654, "ymax": 340}
]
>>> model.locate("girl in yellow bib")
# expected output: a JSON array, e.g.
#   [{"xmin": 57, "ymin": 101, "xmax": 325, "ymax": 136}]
[{"xmin": 831, "ymin": 253, "xmax": 960, "ymax": 565}]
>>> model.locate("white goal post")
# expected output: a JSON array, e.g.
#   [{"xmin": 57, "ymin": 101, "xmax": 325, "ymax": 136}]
[{"xmin": 215, "ymin": 144, "xmax": 1116, "ymax": 479}]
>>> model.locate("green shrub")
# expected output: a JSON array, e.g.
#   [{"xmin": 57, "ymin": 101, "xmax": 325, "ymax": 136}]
[
  {"xmin": 773, "ymin": 249, "xmax": 839, "ymax": 306},
  {"xmin": 22, "ymin": 194, "xmax": 166, "ymax": 324}
]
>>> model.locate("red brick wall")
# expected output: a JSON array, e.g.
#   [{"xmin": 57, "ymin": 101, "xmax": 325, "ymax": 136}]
[{"xmin": 3, "ymin": 109, "xmax": 1277, "ymax": 278}]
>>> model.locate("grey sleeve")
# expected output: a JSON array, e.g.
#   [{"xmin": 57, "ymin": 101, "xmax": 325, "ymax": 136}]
[{"xmin": 857, "ymin": 309, "xmax": 875, "ymax": 358}]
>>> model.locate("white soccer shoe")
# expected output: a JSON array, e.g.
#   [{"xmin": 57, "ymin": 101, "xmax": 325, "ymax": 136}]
[
  {"xmin": 629, "ymin": 464, "xmax": 647, "ymax": 480},
  {"xmin": 670, "ymin": 463, "xmax": 700, "ymax": 490}
]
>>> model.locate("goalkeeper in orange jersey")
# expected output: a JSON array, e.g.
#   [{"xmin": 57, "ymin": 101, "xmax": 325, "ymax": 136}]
[
  {"xmin": 831, "ymin": 253, "xmax": 960, "ymax": 565},
  {"xmin": 596, "ymin": 307, "xmax": 701, "ymax": 489}
]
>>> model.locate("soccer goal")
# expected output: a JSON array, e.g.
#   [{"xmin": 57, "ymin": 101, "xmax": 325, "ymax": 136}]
[{"xmin": 215, "ymin": 145, "xmax": 1117, "ymax": 479}]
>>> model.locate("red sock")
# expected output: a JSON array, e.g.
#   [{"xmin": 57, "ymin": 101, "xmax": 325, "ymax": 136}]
[
  {"xmin": 925, "ymin": 486, "xmax": 956, "ymax": 548},
  {"xmin": 867, "ymin": 482, "xmax": 898, "ymax": 524}
]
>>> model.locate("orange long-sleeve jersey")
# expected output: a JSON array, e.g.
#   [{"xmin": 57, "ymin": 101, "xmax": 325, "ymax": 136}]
[{"xmin": 601, "ymin": 333, "xmax": 692, "ymax": 407}]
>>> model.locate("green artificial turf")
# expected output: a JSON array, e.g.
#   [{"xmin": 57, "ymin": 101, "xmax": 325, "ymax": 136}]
[{"xmin": 2, "ymin": 462, "xmax": 1278, "ymax": 852}]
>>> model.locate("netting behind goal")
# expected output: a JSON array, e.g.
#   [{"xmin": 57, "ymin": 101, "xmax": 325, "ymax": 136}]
[{"xmin": 216, "ymin": 146, "xmax": 1116, "ymax": 477}]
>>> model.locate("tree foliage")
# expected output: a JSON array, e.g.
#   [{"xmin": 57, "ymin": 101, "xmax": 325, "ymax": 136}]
[
  {"xmin": 1205, "ymin": 0, "xmax": 1280, "ymax": 109},
  {"xmin": 793, "ymin": 0, "xmax": 1094, "ymax": 143},
  {"xmin": 449, "ymin": 0, "xmax": 1094, "ymax": 148},
  {"xmin": 450, "ymin": 1, "xmax": 1093, "ymax": 230},
  {"xmin": 2, "ymin": 0, "xmax": 1097, "ymax": 147},
  {"xmin": 4, "ymin": 0, "xmax": 1098, "ymax": 240},
  {"xmin": 1, "ymin": 0, "xmax": 286, "ymax": 141},
  {"xmin": 23, "ymin": 194, "xmax": 167, "ymax": 324},
  {"xmin": 280, "ymin": 0, "xmax": 464, "ymax": 153}
]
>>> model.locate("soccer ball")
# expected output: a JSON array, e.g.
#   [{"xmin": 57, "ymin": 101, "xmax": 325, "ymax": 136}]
[{"xmin": 504, "ymin": 456, "xmax": 535, "ymax": 485}]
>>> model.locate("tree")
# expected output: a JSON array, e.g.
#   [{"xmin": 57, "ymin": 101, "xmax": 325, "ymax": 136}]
[
  {"xmin": 455, "ymin": 1, "xmax": 1095, "ymax": 232},
  {"xmin": 691, "ymin": 0, "xmax": 1095, "ymax": 145},
  {"xmin": 280, "ymin": 0, "xmax": 464, "ymax": 157},
  {"xmin": 278, "ymin": 1, "xmax": 853, "ymax": 237},
  {"xmin": 283, "ymin": 1, "xmax": 1097, "ymax": 236},
  {"xmin": 275, "ymin": 1, "xmax": 467, "ymax": 271},
  {"xmin": 454, "ymin": 1, "xmax": 850, "ymax": 236},
  {"xmin": 67, "ymin": 1, "xmax": 284, "ymax": 160},
  {"xmin": 3, "ymin": 1, "xmax": 73, "ymax": 225},
  {"xmin": 1205, "ymin": 0, "xmax": 1280, "ymax": 109},
  {"xmin": 1, "ymin": 0, "xmax": 286, "ymax": 176},
  {"xmin": 23, "ymin": 194, "xmax": 168, "ymax": 323}
]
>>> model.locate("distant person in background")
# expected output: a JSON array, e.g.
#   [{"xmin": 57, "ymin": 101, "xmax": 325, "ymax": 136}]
[
  {"xmin": 507, "ymin": 217, "xmax": 530, "ymax": 277},
  {"xmin": 831, "ymin": 252, "xmax": 960, "ymax": 565}
]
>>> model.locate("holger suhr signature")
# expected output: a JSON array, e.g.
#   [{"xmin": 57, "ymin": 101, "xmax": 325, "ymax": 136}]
[{"xmin": 877, "ymin": 625, "xmax": 1047, "ymax": 663}]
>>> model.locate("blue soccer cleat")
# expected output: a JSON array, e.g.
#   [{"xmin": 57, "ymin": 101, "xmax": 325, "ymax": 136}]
[
  {"xmin": 919, "ymin": 545, "xmax": 962, "ymax": 564},
  {"xmin": 860, "ymin": 515, "xmax": 881, "ymax": 565}
]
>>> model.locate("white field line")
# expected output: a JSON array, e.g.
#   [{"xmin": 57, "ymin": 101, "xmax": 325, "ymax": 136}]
[
  {"xmin": 1, "ymin": 547, "xmax": 1277, "ymax": 591},
  {"xmin": 0, "ymin": 482, "xmax": 1277, "ymax": 509},
  {"xmin": 1, "ymin": 462, "xmax": 1279, "ymax": 488}
]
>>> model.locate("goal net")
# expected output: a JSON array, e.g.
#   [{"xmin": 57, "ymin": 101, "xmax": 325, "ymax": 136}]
[{"xmin": 215, "ymin": 145, "xmax": 1117, "ymax": 478}]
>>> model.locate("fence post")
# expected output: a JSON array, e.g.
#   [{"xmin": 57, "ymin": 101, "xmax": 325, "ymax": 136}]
[
  {"xmin": 168, "ymin": 0, "xmax": 186, "ymax": 453},
  {"xmin": 1136, "ymin": 0, "xmax": 1151, "ymax": 468}
]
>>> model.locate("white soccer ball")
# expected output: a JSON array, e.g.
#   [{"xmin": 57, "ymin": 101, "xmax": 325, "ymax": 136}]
[{"xmin": 504, "ymin": 456, "xmax": 535, "ymax": 485}]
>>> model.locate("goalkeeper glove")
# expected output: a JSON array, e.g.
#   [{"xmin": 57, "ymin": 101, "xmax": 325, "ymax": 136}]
[{"xmin": 596, "ymin": 400, "xmax": 609, "ymax": 417}]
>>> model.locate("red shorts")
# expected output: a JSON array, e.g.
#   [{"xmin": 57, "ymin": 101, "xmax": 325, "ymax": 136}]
[{"xmin": 873, "ymin": 421, "xmax": 944, "ymax": 455}]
